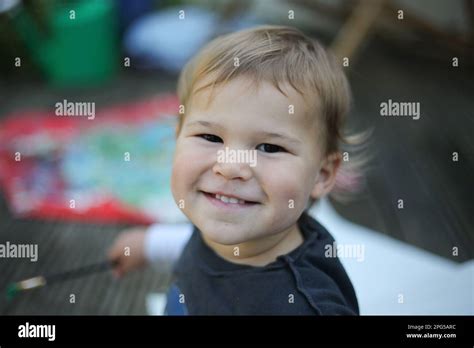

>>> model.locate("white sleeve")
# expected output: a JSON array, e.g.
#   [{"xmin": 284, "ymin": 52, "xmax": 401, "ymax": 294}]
[{"xmin": 144, "ymin": 223, "xmax": 193, "ymax": 264}]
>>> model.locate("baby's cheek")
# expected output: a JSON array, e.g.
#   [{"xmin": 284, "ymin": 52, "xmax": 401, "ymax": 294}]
[
  {"xmin": 262, "ymin": 164, "xmax": 308, "ymax": 211},
  {"xmin": 265, "ymin": 175, "xmax": 306, "ymax": 234},
  {"xmin": 171, "ymin": 144, "xmax": 195, "ymax": 201},
  {"xmin": 279, "ymin": 183, "xmax": 307, "ymax": 213},
  {"xmin": 170, "ymin": 158, "xmax": 186, "ymax": 204},
  {"xmin": 171, "ymin": 141, "xmax": 214, "ymax": 198}
]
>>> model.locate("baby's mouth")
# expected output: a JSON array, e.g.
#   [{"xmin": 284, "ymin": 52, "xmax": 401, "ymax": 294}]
[{"xmin": 200, "ymin": 191, "xmax": 259, "ymax": 206}]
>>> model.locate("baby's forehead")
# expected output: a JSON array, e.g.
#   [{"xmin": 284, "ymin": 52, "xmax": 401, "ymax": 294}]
[{"xmin": 190, "ymin": 76, "xmax": 318, "ymax": 123}]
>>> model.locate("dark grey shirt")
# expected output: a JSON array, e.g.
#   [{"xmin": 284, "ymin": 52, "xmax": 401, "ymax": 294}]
[{"xmin": 168, "ymin": 212, "xmax": 359, "ymax": 315}]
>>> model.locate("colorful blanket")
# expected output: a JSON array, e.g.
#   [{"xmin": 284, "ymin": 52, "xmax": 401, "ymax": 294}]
[{"xmin": 0, "ymin": 94, "xmax": 185, "ymax": 224}]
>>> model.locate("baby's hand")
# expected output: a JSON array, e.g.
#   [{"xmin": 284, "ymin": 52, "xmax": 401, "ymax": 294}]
[{"xmin": 108, "ymin": 228, "xmax": 148, "ymax": 278}]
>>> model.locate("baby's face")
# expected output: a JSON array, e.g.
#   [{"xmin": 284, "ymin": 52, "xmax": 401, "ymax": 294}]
[{"xmin": 171, "ymin": 77, "xmax": 324, "ymax": 245}]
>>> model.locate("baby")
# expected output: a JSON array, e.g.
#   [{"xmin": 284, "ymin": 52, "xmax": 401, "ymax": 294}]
[{"xmin": 109, "ymin": 25, "xmax": 359, "ymax": 315}]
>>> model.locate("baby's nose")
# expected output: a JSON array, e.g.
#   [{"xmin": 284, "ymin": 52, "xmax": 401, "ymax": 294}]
[{"xmin": 212, "ymin": 161, "xmax": 253, "ymax": 181}]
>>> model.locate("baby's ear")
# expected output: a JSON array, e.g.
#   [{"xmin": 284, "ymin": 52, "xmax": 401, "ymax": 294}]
[{"xmin": 310, "ymin": 152, "xmax": 342, "ymax": 200}]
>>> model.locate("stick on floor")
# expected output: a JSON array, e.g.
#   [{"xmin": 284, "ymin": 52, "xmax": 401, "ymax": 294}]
[{"xmin": 6, "ymin": 260, "xmax": 117, "ymax": 299}]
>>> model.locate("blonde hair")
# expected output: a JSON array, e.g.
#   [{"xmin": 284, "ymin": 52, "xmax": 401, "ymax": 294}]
[{"xmin": 177, "ymin": 25, "xmax": 370, "ymax": 201}]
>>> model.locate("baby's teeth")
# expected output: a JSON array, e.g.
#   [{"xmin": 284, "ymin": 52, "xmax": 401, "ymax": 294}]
[{"xmin": 213, "ymin": 193, "xmax": 245, "ymax": 204}]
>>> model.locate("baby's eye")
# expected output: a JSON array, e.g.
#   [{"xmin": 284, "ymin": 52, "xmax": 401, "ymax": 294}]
[
  {"xmin": 256, "ymin": 143, "xmax": 286, "ymax": 153},
  {"xmin": 197, "ymin": 134, "xmax": 223, "ymax": 143}
]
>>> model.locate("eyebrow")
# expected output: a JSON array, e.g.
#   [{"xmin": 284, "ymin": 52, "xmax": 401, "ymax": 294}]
[
  {"xmin": 187, "ymin": 120, "xmax": 223, "ymax": 130},
  {"xmin": 186, "ymin": 120, "xmax": 302, "ymax": 146}
]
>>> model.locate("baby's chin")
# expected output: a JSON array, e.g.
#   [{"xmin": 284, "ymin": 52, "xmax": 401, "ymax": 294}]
[{"xmin": 197, "ymin": 219, "xmax": 262, "ymax": 246}]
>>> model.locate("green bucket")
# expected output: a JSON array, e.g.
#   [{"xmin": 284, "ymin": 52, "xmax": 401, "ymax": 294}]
[{"xmin": 14, "ymin": 0, "xmax": 119, "ymax": 87}]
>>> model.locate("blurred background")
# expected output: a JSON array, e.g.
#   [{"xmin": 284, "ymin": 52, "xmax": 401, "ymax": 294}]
[{"xmin": 0, "ymin": 0, "xmax": 473, "ymax": 314}]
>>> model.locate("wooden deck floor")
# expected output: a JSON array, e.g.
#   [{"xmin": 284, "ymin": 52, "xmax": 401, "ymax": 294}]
[
  {"xmin": 331, "ymin": 40, "xmax": 474, "ymax": 262},
  {"xmin": 0, "ymin": 207, "xmax": 171, "ymax": 315}
]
